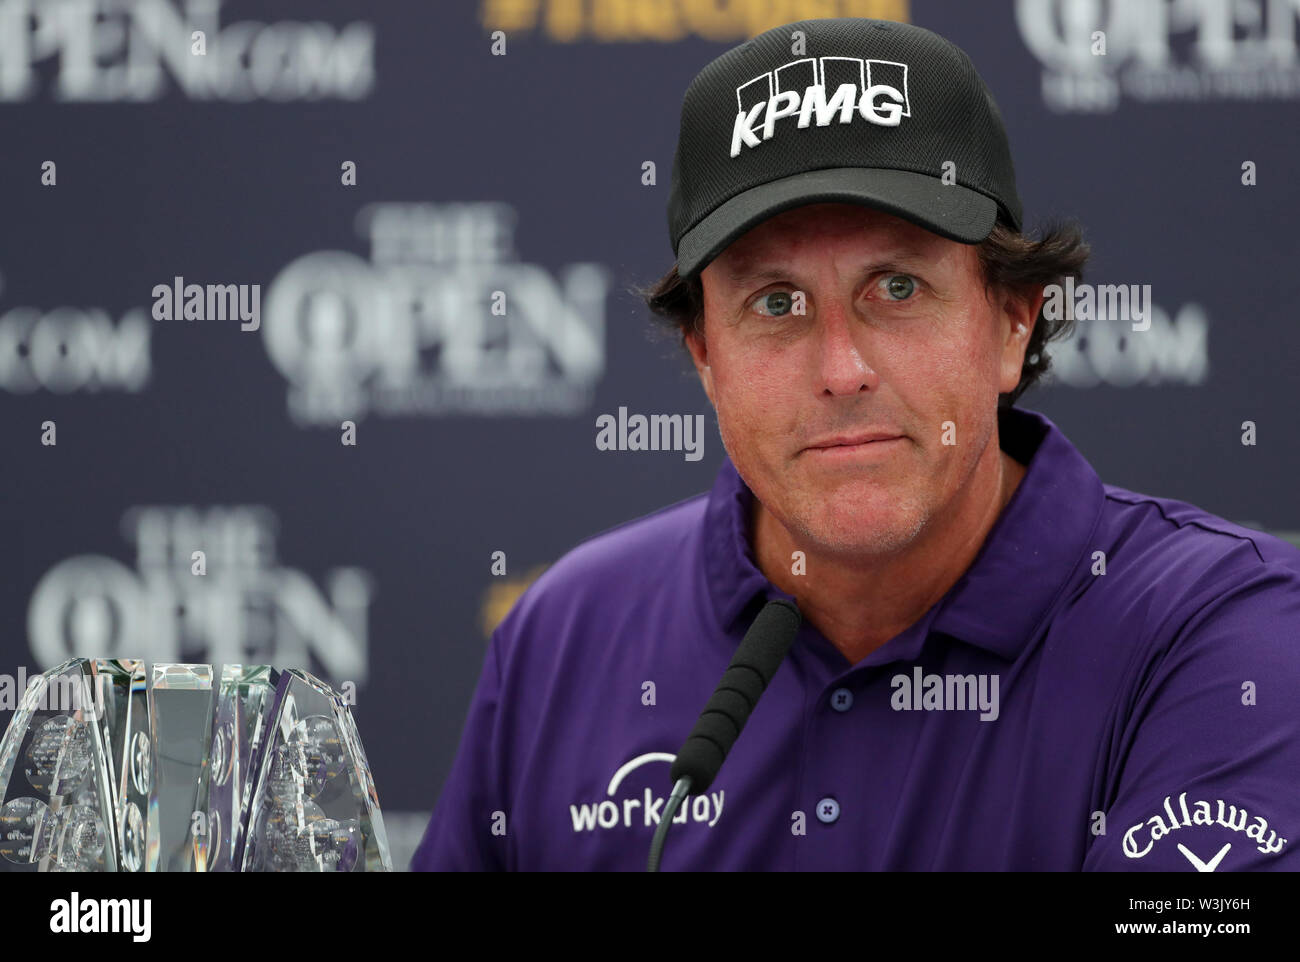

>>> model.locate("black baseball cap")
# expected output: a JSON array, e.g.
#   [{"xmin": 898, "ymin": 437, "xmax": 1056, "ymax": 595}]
[{"xmin": 667, "ymin": 17, "xmax": 1023, "ymax": 280}]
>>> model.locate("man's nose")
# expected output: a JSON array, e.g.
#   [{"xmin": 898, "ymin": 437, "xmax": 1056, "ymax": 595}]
[{"xmin": 815, "ymin": 302, "xmax": 878, "ymax": 397}]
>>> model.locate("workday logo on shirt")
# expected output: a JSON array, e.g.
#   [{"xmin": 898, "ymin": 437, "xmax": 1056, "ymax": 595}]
[
  {"xmin": 568, "ymin": 752, "xmax": 725, "ymax": 832},
  {"xmin": 730, "ymin": 57, "xmax": 912, "ymax": 158}
]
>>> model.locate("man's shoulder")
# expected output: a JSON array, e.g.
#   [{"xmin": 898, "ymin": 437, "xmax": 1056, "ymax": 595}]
[
  {"xmin": 1101, "ymin": 483, "xmax": 1300, "ymax": 565},
  {"xmin": 1097, "ymin": 481, "xmax": 1300, "ymax": 611}
]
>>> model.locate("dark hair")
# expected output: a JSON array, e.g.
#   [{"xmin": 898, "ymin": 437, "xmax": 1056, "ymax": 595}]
[{"xmin": 631, "ymin": 218, "xmax": 1090, "ymax": 407}]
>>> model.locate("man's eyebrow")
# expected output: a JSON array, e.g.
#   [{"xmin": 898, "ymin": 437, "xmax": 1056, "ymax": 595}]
[
  {"xmin": 720, "ymin": 250, "xmax": 934, "ymax": 286},
  {"xmin": 720, "ymin": 265, "xmax": 790, "ymax": 285}
]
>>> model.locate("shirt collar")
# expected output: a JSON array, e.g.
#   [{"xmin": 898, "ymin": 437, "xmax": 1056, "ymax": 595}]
[{"xmin": 701, "ymin": 406, "xmax": 1105, "ymax": 661}]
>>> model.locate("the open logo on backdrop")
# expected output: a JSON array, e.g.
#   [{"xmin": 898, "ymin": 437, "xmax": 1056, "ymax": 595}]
[
  {"xmin": 0, "ymin": 0, "xmax": 375, "ymax": 102},
  {"xmin": 261, "ymin": 202, "xmax": 610, "ymax": 427},
  {"xmin": 26, "ymin": 505, "xmax": 373, "ymax": 684},
  {"xmin": 1016, "ymin": 0, "xmax": 1300, "ymax": 112}
]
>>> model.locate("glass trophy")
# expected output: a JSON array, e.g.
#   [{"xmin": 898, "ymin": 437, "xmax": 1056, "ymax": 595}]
[{"xmin": 0, "ymin": 659, "xmax": 390, "ymax": 872}]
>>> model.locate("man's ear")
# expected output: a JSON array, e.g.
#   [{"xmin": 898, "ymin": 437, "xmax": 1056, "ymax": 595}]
[
  {"xmin": 684, "ymin": 325, "xmax": 716, "ymax": 407},
  {"xmin": 998, "ymin": 288, "xmax": 1044, "ymax": 396}
]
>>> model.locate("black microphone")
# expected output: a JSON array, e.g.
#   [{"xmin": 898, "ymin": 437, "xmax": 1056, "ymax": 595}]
[{"xmin": 647, "ymin": 597, "xmax": 801, "ymax": 871}]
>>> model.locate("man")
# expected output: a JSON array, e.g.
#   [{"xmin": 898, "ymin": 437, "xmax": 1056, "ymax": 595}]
[{"xmin": 413, "ymin": 18, "xmax": 1300, "ymax": 871}]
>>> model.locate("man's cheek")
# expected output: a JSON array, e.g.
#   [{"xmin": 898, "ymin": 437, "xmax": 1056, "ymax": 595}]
[{"xmin": 718, "ymin": 391, "xmax": 763, "ymax": 437}]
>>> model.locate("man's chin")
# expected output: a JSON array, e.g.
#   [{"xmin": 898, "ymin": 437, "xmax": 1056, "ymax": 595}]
[
  {"xmin": 806, "ymin": 480, "xmax": 904, "ymax": 519},
  {"xmin": 792, "ymin": 505, "xmax": 927, "ymax": 559}
]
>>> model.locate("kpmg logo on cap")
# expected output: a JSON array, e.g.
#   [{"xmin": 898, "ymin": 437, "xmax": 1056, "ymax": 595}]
[{"xmin": 730, "ymin": 57, "xmax": 911, "ymax": 158}]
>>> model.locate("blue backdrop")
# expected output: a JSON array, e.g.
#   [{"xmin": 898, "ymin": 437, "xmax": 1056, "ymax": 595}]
[{"xmin": 3, "ymin": 0, "xmax": 1298, "ymax": 868}]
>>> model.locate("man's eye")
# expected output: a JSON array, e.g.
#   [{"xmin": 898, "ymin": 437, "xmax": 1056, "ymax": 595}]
[
  {"xmin": 881, "ymin": 274, "xmax": 916, "ymax": 300},
  {"xmin": 753, "ymin": 291, "xmax": 794, "ymax": 317}
]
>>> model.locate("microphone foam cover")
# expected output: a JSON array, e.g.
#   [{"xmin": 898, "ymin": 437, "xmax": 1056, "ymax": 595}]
[{"xmin": 670, "ymin": 599, "xmax": 801, "ymax": 793}]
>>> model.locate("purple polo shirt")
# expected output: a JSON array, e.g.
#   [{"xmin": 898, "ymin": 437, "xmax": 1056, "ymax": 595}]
[{"xmin": 412, "ymin": 406, "xmax": 1300, "ymax": 871}]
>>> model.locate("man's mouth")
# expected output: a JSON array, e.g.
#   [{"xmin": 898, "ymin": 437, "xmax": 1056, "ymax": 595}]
[{"xmin": 802, "ymin": 432, "xmax": 907, "ymax": 460}]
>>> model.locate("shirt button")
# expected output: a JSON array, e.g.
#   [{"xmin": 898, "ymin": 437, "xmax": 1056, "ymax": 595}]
[
  {"xmin": 816, "ymin": 797, "xmax": 840, "ymax": 824},
  {"xmin": 829, "ymin": 688, "xmax": 853, "ymax": 712}
]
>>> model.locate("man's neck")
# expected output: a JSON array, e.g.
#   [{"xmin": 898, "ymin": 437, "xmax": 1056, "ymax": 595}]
[{"xmin": 752, "ymin": 444, "xmax": 1028, "ymax": 666}]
